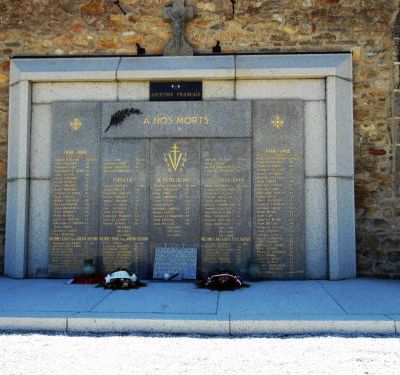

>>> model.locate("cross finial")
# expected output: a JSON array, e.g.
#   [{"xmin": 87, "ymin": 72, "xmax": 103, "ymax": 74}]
[{"xmin": 163, "ymin": 0, "xmax": 194, "ymax": 56}]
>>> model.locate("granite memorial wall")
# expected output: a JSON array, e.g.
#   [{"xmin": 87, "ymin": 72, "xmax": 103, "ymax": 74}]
[{"xmin": 49, "ymin": 100, "xmax": 305, "ymax": 279}]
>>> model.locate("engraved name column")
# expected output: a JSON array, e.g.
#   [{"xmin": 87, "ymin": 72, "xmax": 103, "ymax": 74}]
[
  {"xmin": 253, "ymin": 100, "xmax": 305, "ymax": 279},
  {"xmin": 150, "ymin": 140, "xmax": 200, "ymax": 266},
  {"xmin": 99, "ymin": 139, "xmax": 149, "ymax": 276},
  {"xmin": 201, "ymin": 139, "xmax": 252, "ymax": 275},
  {"xmin": 49, "ymin": 103, "xmax": 100, "ymax": 276}
]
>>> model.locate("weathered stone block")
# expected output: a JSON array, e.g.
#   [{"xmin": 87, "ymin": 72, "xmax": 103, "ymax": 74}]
[
  {"xmin": 118, "ymin": 82, "xmax": 149, "ymax": 101},
  {"xmin": 7, "ymin": 81, "xmax": 31, "ymax": 180},
  {"xmin": 28, "ymin": 180, "xmax": 50, "ymax": 278},
  {"xmin": 305, "ymin": 177, "xmax": 328, "ymax": 279},
  {"xmin": 68, "ymin": 313, "xmax": 230, "ymax": 335},
  {"xmin": 117, "ymin": 56, "xmax": 235, "ymax": 81},
  {"xmin": 32, "ymin": 82, "xmax": 118, "ymax": 104},
  {"xmin": 236, "ymin": 54, "xmax": 352, "ymax": 80},
  {"xmin": 305, "ymin": 101, "xmax": 327, "ymax": 177},
  {"xmin": 327, "ymin": 77, "xmax": 354, "ymax": 177},
  {"xmin": 5, "ymin": 179, "xmax": 29, "ymax": 278},
  {"xmin": 203, "ymin": 80, "xmax": 234, "ymax": 100},
  {"xmin": 236, "ymin": 79, "xmax": 325, "ymax": 101},
  {"xmin": 328, "ymin": 177, "xmax": 356, "ymax": 280},
  {"xmin": 31, "ymin": 104, "xmax": 51, "ymax": 179},
  {"xmin": 10, "ymin": 58, "xmax": 120, "ymax": 85}
]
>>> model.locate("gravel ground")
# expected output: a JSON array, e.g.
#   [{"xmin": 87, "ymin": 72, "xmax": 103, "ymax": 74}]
[{"xmin": 0, "ymin": 333, "xmax": 400, "ymax": 375}]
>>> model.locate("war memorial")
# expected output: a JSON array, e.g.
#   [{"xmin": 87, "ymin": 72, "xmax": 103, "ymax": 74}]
[{"xmin": 1, "ymin": 0, "xmax": 400, "ymax": 336}]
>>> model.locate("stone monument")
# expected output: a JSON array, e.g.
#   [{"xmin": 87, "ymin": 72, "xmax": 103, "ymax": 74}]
[
  {"xmin": 163, "ymin": 0, "xmax": 194, "ymax": 56},
  {"xmin": 5, "ymin": 53, "xmax": 356, "ymax": 281}
]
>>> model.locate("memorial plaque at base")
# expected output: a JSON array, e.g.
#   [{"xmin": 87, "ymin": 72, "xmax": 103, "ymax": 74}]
[{"xmin": 153, "ymin": 247, "xmax": 198, "ymax": 280}]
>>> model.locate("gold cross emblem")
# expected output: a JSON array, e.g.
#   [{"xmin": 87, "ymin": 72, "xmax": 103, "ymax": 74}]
[
  {"xmin": 70, "ymin": 118, "xmax": 83, "ymax": 131},
  {"xmin": 271, "ymin": 115, "xmax": 284, "ymax": 129},
  {"xmin": 164, "ymin": 144, "xmax": 186, "ymax": 172}
]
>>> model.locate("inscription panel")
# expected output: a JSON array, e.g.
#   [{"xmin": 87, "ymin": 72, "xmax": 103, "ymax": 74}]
[
  {"xmin": 200, "ymin": 139, "xmax": 252, "ymax": 275},
  {"xmin": 149, "ymin": 139, "xmax": 200, "ymax": 271},
  {"xmin": 99, "ymin": 139, "xmax": 149, "ymax": 276},
  {"xmin": 48, "ymin": 99, "xmax": 307, "ymax": 280},
  {"xmin": 102, "ymin": 101, "xmax": 251, "ymax": 138},
  {"xmin": 153, "ymin": 247, "xmax": 198, "ymax": 280},
  {"xmin": 253, "ymin": 100, "xmax": 305, "ymax": 279},
  {"xmin": 150, "ymin": 81, "xmax": 202, "ymax": 101},
  {"xmin": 49, "ymin": 102, "xmax": 100, "ymax": 276}
]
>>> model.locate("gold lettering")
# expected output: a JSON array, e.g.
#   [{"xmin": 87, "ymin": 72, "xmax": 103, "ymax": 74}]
[
  {"xmin": 144, "ymin": 115, "xmax": 211, "ymax": 126},
  {"xmin": 112, "ymin": 177, "xmax": 134, "ymax": 183}
]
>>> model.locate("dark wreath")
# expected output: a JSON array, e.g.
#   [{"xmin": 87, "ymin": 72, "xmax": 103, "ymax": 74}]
[{"xmin": 197, "ymin": 269, "xmax": 249, "ymax": 291}]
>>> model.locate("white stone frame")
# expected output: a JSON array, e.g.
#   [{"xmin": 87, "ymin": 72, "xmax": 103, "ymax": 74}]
[{"xmin": 5, "ymin": 54, "xmax": 355, "ymax": 280}]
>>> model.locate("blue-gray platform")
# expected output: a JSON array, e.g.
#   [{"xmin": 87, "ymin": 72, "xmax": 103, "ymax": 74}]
[{"xmin": 0, "ymin": 277, "xmax": 399, "ymax": 336}]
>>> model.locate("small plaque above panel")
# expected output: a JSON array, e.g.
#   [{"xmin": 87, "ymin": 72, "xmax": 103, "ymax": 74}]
[
  {"xmin": 153, "ymin": 247, "xmax": 198, "ymax": 280},
  {"xmin": 150, "ymin": 81, "xmax": 202, "ymax": 101},
  {"xmin": 102, "ymin": 101, "xmax": 251, "ymax": 138}
]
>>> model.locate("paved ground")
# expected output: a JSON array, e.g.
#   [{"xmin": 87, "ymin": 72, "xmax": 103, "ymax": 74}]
[
  {"xmin": 0, "ymin": 277, "xmax": 400, "ymax": 335},
  {"xmin": 1, "ymin": 333, "xmax": 400, "ymax": 375}
]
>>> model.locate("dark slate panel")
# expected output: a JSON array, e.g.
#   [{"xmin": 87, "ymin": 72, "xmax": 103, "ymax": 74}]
[
  {"xmin": 101, "ymin": 101, "xmax": 251, "ymax": 138},
  {"xmin": 252, "ymin": 100, "xmax": 305, "ymax": 279},
  {"xmin": 49, "ymin": 102, "xmax": 101, "ymax": 277},
  {"xmin": 149, "ymin": 139, "xmax": 200, "ymax": 273},
  {"xmin": 99, "ymin": 139, "xmax": 149, "ymax": 277},
  {"xmin": 150, "ymin": 81, "xmax": 202, "ymax": 101},
  {"xmin": 200, "ymin": 139, "xmax": 252, "ymax": 277}
]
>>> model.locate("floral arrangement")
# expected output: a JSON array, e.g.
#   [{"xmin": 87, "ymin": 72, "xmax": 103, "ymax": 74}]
[
  {"xmin": 97, "ymin": 268, "xmax": 146, "ymax": 290},
  {"xmin": 197, "ymin": 269, "xmax": 249, "ymax": 291}
]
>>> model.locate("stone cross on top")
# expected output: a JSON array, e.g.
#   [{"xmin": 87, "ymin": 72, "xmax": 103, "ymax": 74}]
[{"xmin": 163, "ymin": 0, "xmax": 194, "ymax": 56}]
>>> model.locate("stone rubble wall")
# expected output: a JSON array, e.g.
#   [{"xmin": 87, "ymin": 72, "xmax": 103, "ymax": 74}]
[{"xmin": 0, "ymin": 0, "xmax": 399, "ymax": 278}]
